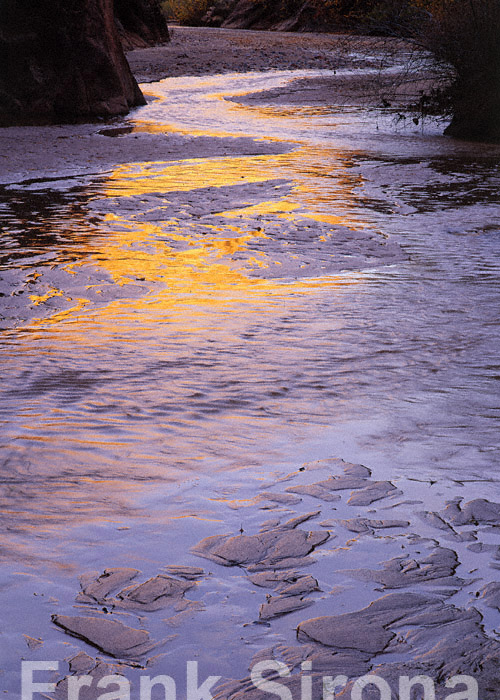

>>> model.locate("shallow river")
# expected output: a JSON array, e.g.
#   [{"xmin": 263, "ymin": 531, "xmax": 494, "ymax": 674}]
[{"xmin": 1, "ymin": 69, "xmax": 499, "ymax": 692}]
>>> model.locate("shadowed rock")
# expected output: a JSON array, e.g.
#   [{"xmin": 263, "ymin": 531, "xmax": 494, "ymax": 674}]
[
  {"xmin": 0, "ymin": 0, "xmax": 145, "ymax": 126},
  {"xmin": 215, "ymin": 592, "xmax": 500, "ymax": 700},
  {"xmin": 479, "ymin": 582, "xmax": 500, "ymax": 610},
  {"xmin": 443, "ymin": 498, "xmax": 500, "ymax": 526},
  {"xmin": 23, "ymin": 635, "xmax": 43, "ymax": 650},
  {"xmin": 342, "ymin": 463, "xmax": 372, "ymax": 479},
  {"xmin": 115, "ymin": 0, "xmax": 169, "ymax": 50},
  {"xmin": 337, "ymin": 603, "xmax": 500, "ymax": 699},
  {"xmin": 116, "ymin": 574, "xmax": 195, "ymax": 611},
  {"xmin": 285, "ymin": 461, "xmax": 398, "ymax": 507},
  {"xmin": 417, "ymin": 510, "xmax": 477, "ymax": 542},
  {"xmin": 347, "ymin": 480, "xmax": 400, "ymax": 506},
  {"xmin": 227, "ymin": 492, "xmax": 303, "ymax": 510},
  {"xmin": 77, "ymin": 569, "xmax": 197, "ymax": 612},
  {"xmin": 52, "ymin": 653, "xmax": 127, "ymax": 700},
  {"xmin": 287, "ymin": 476, "xmax": 368, "ymax": 501},
  {"xmin": 418, "ymin": 510, "xmax": 454, "ymax": 531},
  {"xmin": 257, "ymin": 573, "xmax": 320, "ymax": 621},
  {"xmin": 467, "ymin": 541, "xmax": 498, "ymax": 554},
  {"xmin": 276, "ymin": 575, "xmax": 320, "ymax": 597},
  {"xmin": 204, "ymin": 0, "xmax": 339, "ymax": 32},
  {"xmin": 337, "ymin": 518, "xmax": 409, "ymax": 534},
  {"xmin": 68, "ymin": 652, "xmax": 96, "ymax": 674},
  {"xmin": 286, "ymin": 482, "xmax": 343, "ymax": 502},
  {"xmin": 297, "ymin": 593, "xmax": 436, "ymax": 654},
  {"xmin": 77, "ymin": 568, "xmax": 140, "ymax": 604},
  {"xmin": 192, "ymin": 512, "xmax": 329, "ymax": 572},
  {"xmin": 259, "ymin": 595, "xmax": 313, "ymax": 621},
  {"xmin": 340, "ymin": 546, "xmax": 464, "ymax": 591},
  {"xmin": 278, "ymin": 644, "xmax": 371, "ymax": 677},
  {"xmin": 52, "ymin": 614, "xmax": 155, "ymax": 658},
  {"xmin": 215, "ymin": 659, "xmax": 368, "ymax": 700},
  {"xmin": 163, "ymin": 565, "xmax": 205, "ymax": 580},
  {"xmin": 249, "ymin": 571, "xmax": 319, "ymax": 594}
]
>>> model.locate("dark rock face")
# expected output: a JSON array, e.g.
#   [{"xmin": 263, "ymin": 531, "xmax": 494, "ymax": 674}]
[
  {"xmin": 115, "ymin": 0, "xmax": 170, "ymax": 50},
  {"xmin": 444, "ymin": 87, "xmax": 500, "ymax": 142},
  {"xmin": 52, "ymin": 614, "xmax": 155, "ymax": 659},
  {"xmin": 0, "ymin": 0, "xmax": 146, "ymax": 126},
  {"xmin": 421, "ymin": 0, "xmax": 500, "ymax": 143},
  {"xmin": 203, "ymin": 0, "xmax": 338, "ymax": 31}
]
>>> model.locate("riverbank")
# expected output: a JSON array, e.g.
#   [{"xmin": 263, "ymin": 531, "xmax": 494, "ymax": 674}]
[
  {"xmin": 127, "ymin": 26, "xmax": 389, "ymax": 80},
  {"xmin": 128, "ymin": 25, "xmax": 443, "ymax": 109},
  {"xmin": 0, "ymin": 27, "xmax": 444, "ymax": 184}
]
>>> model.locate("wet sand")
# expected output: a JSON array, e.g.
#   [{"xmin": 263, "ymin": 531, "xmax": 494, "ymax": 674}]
[
  {"xmin": 31, "ymin": 460, "xmax": 500, "ymax": 697},
  {"xmin": 127, "ymin": 26, "xmax": 387, "ymax": 81},
  {"xmin": 129, "ymin": 26, "xmax": 444, "ymax": 109},
  {"xmin": 1, "ymin": 25, "xmax": 500, "ymax": 700},
  {"xmin": 0, "ymin": 27, "xmax": 442, "ymax": 184}
]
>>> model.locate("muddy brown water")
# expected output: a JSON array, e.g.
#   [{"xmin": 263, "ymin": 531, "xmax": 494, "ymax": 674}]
[{"xmin": 1, "ymin": 69, "xmax": 500, "ymax": 694}]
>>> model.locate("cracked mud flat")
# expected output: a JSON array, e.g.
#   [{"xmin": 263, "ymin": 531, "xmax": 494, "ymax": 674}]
[
  {"xmin": 208, "ymin": 463, "xmax": 500, "ymax": 699},
  {"xmin": 1, "ymin": 26, "xmax": 500, "ymax": 699},
  {"xmin": 14, "ymin": 460, "xmax": 500, "ymax": 698}
]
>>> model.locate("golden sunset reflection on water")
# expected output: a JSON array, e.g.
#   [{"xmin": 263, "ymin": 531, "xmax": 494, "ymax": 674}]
[
  {"xmin": 0, "ymin": 71, "xmax": 407, "ymax": 579},
  {"xmin": 21, "ymin": 149, "xmax": 369, "ymax": 337}
]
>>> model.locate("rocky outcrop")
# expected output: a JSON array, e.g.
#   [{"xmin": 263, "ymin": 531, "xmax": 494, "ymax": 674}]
[
  {"xmin": 419, "ymin": 0, "xmax": 500, "ymax": 143},
  {"xmin": 203, "ymin": 0, "xmax": 339, "ymax": 31},
  {"xmin": 444, "ymin": 85, "xmax": 500, "ymax": 142},
  {"xmin": 0, "ymin": 0, "xmax": 146, "ymax": 126},
  {"xmin": 115, "ymin": 0, "xmax": 170, "ymax": 50}
]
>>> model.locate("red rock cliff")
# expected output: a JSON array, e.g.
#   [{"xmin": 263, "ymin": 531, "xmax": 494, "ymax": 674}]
[{"xmin": 0, "ymin": 0, "xmax": 146, "ymax": 126}]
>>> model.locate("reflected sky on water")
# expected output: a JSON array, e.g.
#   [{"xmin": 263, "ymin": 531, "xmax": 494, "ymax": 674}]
[{"xmin": 0, "ymin": 69, "xmax": 499, "ymax": 580}]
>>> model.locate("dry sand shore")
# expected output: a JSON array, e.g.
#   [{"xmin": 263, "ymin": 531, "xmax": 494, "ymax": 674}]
[{"xmin": 127, "ymin": 25, "xmax": 386, "ymax": 80}]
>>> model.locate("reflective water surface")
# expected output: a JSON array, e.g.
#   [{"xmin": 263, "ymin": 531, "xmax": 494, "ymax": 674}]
[{"xmin": 1, "ymin": 70, "xmax": 499, "ymax": 688}]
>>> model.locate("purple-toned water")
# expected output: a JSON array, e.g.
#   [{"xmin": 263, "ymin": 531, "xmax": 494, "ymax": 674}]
[{"xmin": 0, "ymin": 69, "xmax": 499, "ymax": 692}]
